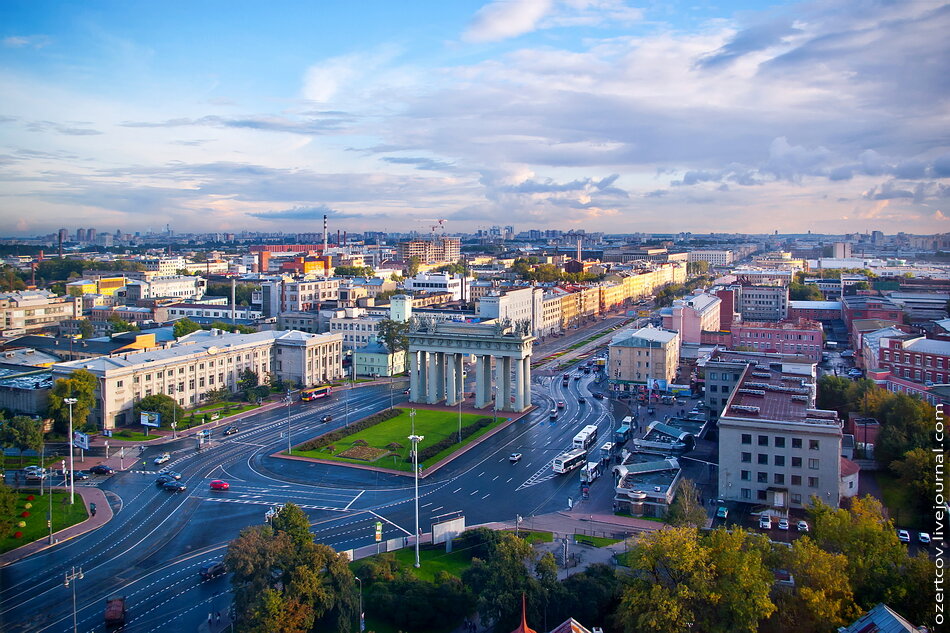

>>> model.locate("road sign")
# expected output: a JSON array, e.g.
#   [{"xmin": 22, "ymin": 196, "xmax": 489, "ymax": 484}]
[
  {"xmin": 72, "ymin": 430, "xmax": 90, "ymax": 450},
  {"xmin": 375, "ymin": 521, "xmax": 383, "ymax": 542}
]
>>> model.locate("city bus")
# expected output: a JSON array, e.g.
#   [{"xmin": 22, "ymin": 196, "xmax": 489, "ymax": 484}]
[
  {"xmin": 572, "ymin": 425, "xmax": 599, "ymax": 450},
  {"xmin": 300, "ymin": 385, "xmax": 332, "ymax": 401},
  {"xmin": 552, "ymin": 448, "xmax": 588, "ymax": 474}
]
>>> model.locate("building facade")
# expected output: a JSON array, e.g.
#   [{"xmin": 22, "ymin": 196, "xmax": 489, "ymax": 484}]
[
  {"xmin": 0, "ymin": 291, "xmax": 82, "ymax": 336},
  {"xmin": 51, "ymin": 329, "xmax": 343, "ymax": 429},
  {"xmin": 662, "ymin": 293, "xmax": 721, "ymax": 345},
  {"xmin": 608, "ymin": 326, "xmax": 680, "ymax": 391}
]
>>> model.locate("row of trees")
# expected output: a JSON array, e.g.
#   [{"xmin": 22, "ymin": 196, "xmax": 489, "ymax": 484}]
[
  {"xmin": 223, "ymin": 495, "xmax": 931, "ymax": 633},
  {"xmin": 817, "ymin": 375, "xmax": 935, "ymax": 516},
  {"xmin": 511, "ymin": 258, "xmax": 601, "ymax": 283},
  {"xmin": 172, "ymin": 317, "xmax": 256, "ymax": 339}
]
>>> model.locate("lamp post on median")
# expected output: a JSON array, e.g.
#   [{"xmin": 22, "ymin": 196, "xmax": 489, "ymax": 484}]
[
  {"xmin": 284, "ymin": 389, "xmax": 293, "ymax": 454},
  {"xmin": 409, "ymin": 433, "xmax": 424, "ymax": 568},
  {"xmin": 64, "ymin": 566, "xmax": 83, "ymax": 633},
  {"xmin": 457, "ymin": 385, "xmax": 463, "ymax": 444},
  {"xmin": 64, "ymin": 397, "xmax": 78, "ymax": 505},
  {"xmin": 354, "ymin": 575, "xmax": 364, "ymax": 632}
]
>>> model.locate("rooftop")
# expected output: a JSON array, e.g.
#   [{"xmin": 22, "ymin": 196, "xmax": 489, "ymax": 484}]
[
  {"xmin": 611, "ymin": 326, "xmax": 678, "ymax": 347},
  {"xmin": 722, "ymin": 362, "xmax": 838, "ymax": 427},
  {"xmin": 788, "ymin": 300, "xmax": 842, "ymax": 310}
]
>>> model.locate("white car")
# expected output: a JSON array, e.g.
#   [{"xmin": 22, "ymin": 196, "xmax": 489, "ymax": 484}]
[
  {"xmin": 778, "ymin": 518, "xmax": 790, "ymax": 531},
  {"xmin": 759, "ymin": 515, "xmax": 772, "ymax": 530},
  {"xmin": 919, "ymin": 532, "xmax": 931, "ymax": 545},
  {"xmin": 154, "ymin": 453, "xmax": 171, "ymax": 465},
  {"xmin": 509, "ymin": 453, "xmax": 522, "ymax": 463},
  {"xmin": 897, "ymin": 529, "xmax": 911, "ymax": 543},
  {"xmin": 797, "ymin": 520, "xmax": 809, "ymax": 532}
]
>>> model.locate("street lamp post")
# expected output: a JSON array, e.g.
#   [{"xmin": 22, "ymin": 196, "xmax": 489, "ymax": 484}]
[
  {"xmin": 492, "ymin": 385, "xmax": 498, "ymax": 424},
  {"xmin": 409, "ymin": 433, "xmax": 424, "ymax": 568},
  {"xmin": 457, "ymin": 386, "xmax": 463, "ymax": 444},
  {"xmin": 284, "ymin": 389, "xmax": 293, "ymax": 455},
  {"xmin": 409, "ymin": 408, "xmax": 416, "ymax": 436},
  {"xmin": 64, "ymin": 397, "xmax": 78, "ymax": 505},
  {"xmin": 354, "ymin": 575, "xmax": 364, "ymax": 632},
  {"xmin": 64, "ymin": 566, "xmax": 83, "ymax": 633}
]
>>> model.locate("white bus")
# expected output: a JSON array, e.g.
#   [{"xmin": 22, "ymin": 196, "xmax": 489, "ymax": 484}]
[
  {"xmin": 572, "ymin": 425, "xmax": 599, "ymax": 450},
  {"xmin": 553, "ymin": 448, "xmax": 588, "ymax": 474}
]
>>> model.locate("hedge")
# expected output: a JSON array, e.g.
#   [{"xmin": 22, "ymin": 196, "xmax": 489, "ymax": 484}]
[
  {"xmin": 295, "ymin": 408, "xmax": 402, "ymax": 452},
  {"xmin": 409, "ymin": 417, "xmax": 495, "ymax": 463}
]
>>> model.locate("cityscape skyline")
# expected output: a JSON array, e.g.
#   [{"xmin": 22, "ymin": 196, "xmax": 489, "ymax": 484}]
[{"xmin": 1, "ymin": 0, "xmax": 948, "ymax": 237}]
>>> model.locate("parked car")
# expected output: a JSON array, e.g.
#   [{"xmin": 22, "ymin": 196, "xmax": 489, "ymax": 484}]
[
  {"xmin": 759, "ymin": 515, "xmax": 773, "ymax": 530},
  {"xmin": 223, "ymin": 426, "xmax": 239, "ymax": 436},
  {"xmin": 89, "ymin": 465, "xmax": 114, "ymax": 475},
  {"xmin": 509, "ymin": 453, "xmax": 522, "ymax": 463},
  {"xmin": 200, "ymin": 561, "xmax": 227, "ymax": 579},
  {"xmin": 897, "ymin": 529, "xmax": 911, "ymax": 543},
  {"xmin": 154, "ymin": 453, "xmax": 170, "ymax": 465},
  {"xmin": 797, "ymin": 520, "xmax": 809, "ymax": 532},
  {"xmin": 716, "ymin": 507, "xmax": 729, "ymax": 520},
  {"xmin": 209, "ymin": 480, "xmax": 230, "ymax": 491},
  {"xmin": 778, "ymin": 518, "xmax": 790, "ymax": 531},
  {"xmin": 321, "ymin": 415, "xmax": 333, "ymax": 423},
  {"xmin": 919, "ymin": 532, "xmax": 932, "ymax": 545},
  {"xmin": 24, "ymin": 465, "xmax": 45, "ymax": 475},
  {"xmin": 163, "ymin": 481, "xmax": 187, "ymax": 493}
]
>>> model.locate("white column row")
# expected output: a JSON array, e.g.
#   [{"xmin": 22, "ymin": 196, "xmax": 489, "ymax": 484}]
[{"xmin": 410, "ymin": 349, "xmax": 532, "ymax": 412}]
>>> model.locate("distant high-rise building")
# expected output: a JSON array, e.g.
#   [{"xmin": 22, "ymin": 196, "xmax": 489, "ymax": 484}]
[
  {"xmin": 833, "ymin": 242, "xmax": 852, "ymax": 258},
  {"xmin": 76, "ymin": 228, "xmax": 87, "ymax": 242},
  {"xmin": 87, "ymin": 228, "xmax": 97, "ymax": 242},
  {"xmin": 871, "ymin": 230, "xmax": 884, "ymax": 245}
]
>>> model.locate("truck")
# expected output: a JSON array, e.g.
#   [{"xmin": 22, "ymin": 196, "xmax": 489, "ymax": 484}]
[{"xmin": 105, "ymin": 597, "xmax": 126, "ymax": 628}]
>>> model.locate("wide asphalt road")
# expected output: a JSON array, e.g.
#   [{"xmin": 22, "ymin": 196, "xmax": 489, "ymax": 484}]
[{"xmin": 0, "ymin": 340, "xmax": 628, "ymax": 632}]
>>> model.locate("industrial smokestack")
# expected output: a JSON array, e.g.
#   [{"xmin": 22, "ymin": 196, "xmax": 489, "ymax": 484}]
[
  {"xmin": 337, "ymin": 229, "xmax": 340, "ymax": 246},
  {"xmin": 343, "ymin": 231, "xmax": 347, "ymax": 246},
  {"xmin": 231, "ymin": 277, "xmax": 236, "ymax": 325},
  {"xmin": 323, "ymin": 215, "xmax": 329, "ymax": 278}
]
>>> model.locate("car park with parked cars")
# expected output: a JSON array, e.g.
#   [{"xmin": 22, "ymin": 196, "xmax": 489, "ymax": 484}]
[
  {"xmin": 759, "ymin": 515, "xmax": 773, "ymax": 530},
  {"xmin": 797, "ymin": 520, "xmax": 809, "ymax": 532},
  {"xmin": 778, "ymin": 518, "xmax": 790, "ymax": 531}
]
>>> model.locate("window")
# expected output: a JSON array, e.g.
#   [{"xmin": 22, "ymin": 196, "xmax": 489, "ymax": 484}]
[
  {"xmin": 791, "ymin": 475, "xmax": 802, "ymax": 485},
  {"xmin": 757, "ymin": 472, "xmax": 768, "ymax": 483},
  {"xmin": 741, "ymin": 488, "xmax": 751, "ymax": 499},
  {"xmin": 741, "ymin": 434, "xmax": 752, "ymax": 445},
  {"xmin": 758, "ymin": 435, "xmax": 768, "ymax": 446},
  {"xmin": 757, "ymin": 490, "xmax": 768, "ymax": 501},
  {"xmin": 757, "ymin": 454, "xmax": 768, "ymax": 465},
  {"xmin": 792, "ymin": 438, "xmax": 802, "ymax": 449},
  {"xmin": 774, "ymin": 436, "xmax": 786, "ymax": 448},
  {"xmin": 791, "ymin": 493, "xmax": 802, "ymax": 504},
  {"xmin": 741, "ymin": 470, "xmax": 750, "ymax": 481},
  {"xmin": 774, "ymin": 455, "xmax": 785, "ymax": 467},
  {"xmin": 773, "ymin": 473, "xmax": 785, "ymax": 485},
  {"xmin": 741, "ymin": 452, "xmax": 751, "ymax": 463},
  {"xmin": 116, "ymin": 380, "xmax": 123, "ymax": 388},
  {"xmin": 809, "ymin": 458, "xmax": 819, "ymax": 470},
  {"xmin": 809, "ymin": 439, "xmax": 820, "ymax": 450},
  {"xmin": 808, "ymin": 477, "xmax": 819, "ymax": 488},
  {"xmin": 792, "ymin": 456, "xmax": 802, "ymax": 468}
]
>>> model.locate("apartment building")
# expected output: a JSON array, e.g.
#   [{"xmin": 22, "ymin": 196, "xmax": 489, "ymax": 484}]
[
  {"xmin": 662, "ymin": 293, "xmax": 721, "ymax": 345},
  {"xmin": 396, "ymin": 237, "xmax": 461, "ymax": 264},
  {"xmin": 718, "ymin": 362, "xmax": 843, "ymax": 510},
  {"xmin": 608, "ymin": 326, "xmax": 680, "ymax": 391},
  {"xmin": 687, "ymin": 249, "xmax": 735, "ymax": 266},
  {"xmin": 878, "ymin": 334, "xmax": 950, "ymax": 385},
  {"xmin": 51, "ymin": 329, "xmax": 343, "ymax": 430},
  {"xmin": 258, "ymin": 277, "xmax": 341, "ymax": 317},
  {"xmin": 124, "ymin": 276, "xmax": 206, "ymax": 301},
  {"xmin": 734, "ymin": 284, "xmax": 789, "ymax": 321},
  {"xmin": 327, "ymin": 308, "xmax": 383, "ymax": 350},
  {"xmin": 732, "ymin": 268, "xmax": 794, "ymax": 286},
  {"xmin": 703, "ymin": 318, "xmax": 824, "ymax": 362},
  {"xmin": 478, "ymin": 287, "xmax": 544, "ymax": 335},
  {"xmin": 787, "ymin": 300, "xmax": 842, "ymax": 322},
  {"xmin": 0, "ymin": 290, "xmax": 81, "ymax": 336},
  {"xmin": 699, "ymin": 350, "xmax": 815, "ymax": 420},
  {"xmin": 403, "ymin": 272, "xmax": 468, "ymax": 302},
  {"xmin": 166, "ymin": 303, "xmax": 263, "ymax": 321},
  {"xmin": 141, "ymin": 256, "xmax": 188, "ymax": 275}
]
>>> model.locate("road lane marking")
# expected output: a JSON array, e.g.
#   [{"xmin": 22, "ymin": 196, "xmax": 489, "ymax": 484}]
[
  {"xmin": 452, "ymin": 487, "xmax": 462, "ymax": 493},
  {"xmin": 344, "ymin": 489, "xmax": 365, "ymax": 510},
  {"xmin": 481, "ymin": 493, "xmax": 490, "ymax": 499},
  {"xmin": 469, "ymin": 490, "xmax": 478, "ymax": 495}
]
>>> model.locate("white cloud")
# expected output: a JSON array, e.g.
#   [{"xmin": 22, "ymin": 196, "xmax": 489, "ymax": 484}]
[
  {"xmin": 463, "ymin": 0, "xmax": 554, "ymax": 43},
  {"xmin": 3, "ymin": 35, "xmax": 50, "ymax": 48}
]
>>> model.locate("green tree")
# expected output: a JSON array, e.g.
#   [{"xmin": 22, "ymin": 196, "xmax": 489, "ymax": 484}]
[
  {"xmin": 890, "ymin": 448, "xmax": 936, "ymax": 513},
  {"xmin": 6, "ymin": 415, "xmax": 44, "ymax": 462},
  {"xmin": 225, "ymin": 503, "xmax": 357, "ymax": 633},
  {"xmin": 376, "ymin": 318, "xmax": 409, "ymax": 355},
  {"xmin": 78, "ymin": 319, "xmax": 95, "ymax": 339},
  {"xmin": 462, "ymin": 531, "xmax": 540, "ymax": 631},
  {"xmin": 0, "ymin": 481, "xmax": 17, "ymax": 539},
  {"xmin": 107, "ymin": 314, "xmax": 139, "ymax": 333},
  {"xmin": 173, "ymin": 317, "xmax": 202, "ymax": 338},
  {"xmin": 816, "ymin": 375, "xmax": 853, "ymax": 418},
  {"xmin": 405, "ymin": 255, "xmax": 421, "ymax": 277},
  {"xmin": 206, "ymin": 282, "xmax": 259, "ymax": 306},
  {"xmin": 208, "ymin": 320, "xmax": 256, "ymax": 334},
  {"xmin": 434, "ymin": 259, "xmax": 470, "ymax": 276},
  {"xmin": 666, "ymin": 478, "xmax": 708, "ymax": 528},
  {"xmin": 333, "ymin": 265, "xmax": 374, "ymax": 277},
  {"xmin": 47, "ymin": 369, "xmax": 98, "ymax": 435},
  {"xmin": 238, "ymin": 368, "xmax": 259, "ymax": 391},
  {"xmin": 789, "ymin": 283, "xmax": 825, "ymax": 301},
  {"xmin": 133, "ymin": 394, "xmax": 185, "ymax": 428},
  {"xmin": 687, "ymin": 260, "xmax": 710, "ymax": 275},
  {"xmin": 874, "ymin": 393, "xmax": 935, "ymax": 465},
  {"xmin": 0, "ymin": 265, "xmax": 26, "ymax": 292},
  {"xmin": 205, "ymin": 387, "xmax": 231, "ymax": 404},
  {"xmin": 766, "ymin": 536, "xmax": 858, "ymax": 633},
  {"xmin": 700, "ymin": 528, "xmax": 775, "ymax": 632}
]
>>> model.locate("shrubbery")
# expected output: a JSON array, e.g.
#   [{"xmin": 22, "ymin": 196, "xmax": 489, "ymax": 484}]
[
  {"xmin": 296, "ymin": 408, "xmax": 401, "ymax": 452},
  {"xmin": 410, "ymin": 417, "xmax": 494, "ymax": 463}
]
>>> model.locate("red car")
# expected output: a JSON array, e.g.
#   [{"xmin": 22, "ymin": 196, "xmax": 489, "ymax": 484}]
[{"xmin": 209, "ymin": 480, "xmax": 230, "ymax": 491}]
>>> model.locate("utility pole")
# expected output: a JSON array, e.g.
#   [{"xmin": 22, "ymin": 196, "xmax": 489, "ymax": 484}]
[
  {"xmin": 409, "ymin": 433, "xmax": 424, "ymax": 568},
  {"xmin": 64, "ymin": 397, "xmax": 77, "ymax": 504}
]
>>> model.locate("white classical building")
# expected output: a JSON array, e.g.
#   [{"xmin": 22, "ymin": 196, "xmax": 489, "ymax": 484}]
[
  {"xmin": 124, "ymin": 276, "xmax": 207, "ymax": 301},
  {"xmin": 477, "ymin": 287, "xmax": 544, "ymax": 336},
  {"xmin": 403, "ymin": 273, "xmax": 469, "ymax": 302},
  {"xmin": 51, "ymin": 329, "xmax": 343, "ymax": 430}
]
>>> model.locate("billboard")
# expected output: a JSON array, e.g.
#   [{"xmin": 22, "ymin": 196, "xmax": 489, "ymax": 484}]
[
  {"xmin": 140, "ymin": 412, "xmax": 161, "ymax": 427},
  {"xmin": 431, "ymin": 516, "xmax": 465, "ymax": 545},
  {"xmin": 72, "ymin": 430, "xmax": 90, "ymax": 450}
]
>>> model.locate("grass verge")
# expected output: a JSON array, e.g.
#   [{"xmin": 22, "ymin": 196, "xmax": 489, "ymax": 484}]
[
  {"xmin": 109, "ymin": 430, "xmax": 164, "ymax": 442},
  {"xmin": 574, "ymin": 534, "xmax": 622, "ymax": 547},
  {"xmin": 0, "ymin": 491, "xmax": 89, "ymax": 554},
  {"xmin": 508, "ymin": 529, "xmax": 554, "ymax": 544},
  {"xmin": 290, "ymin": 408, "xmax": 508, "ymax": 472}
]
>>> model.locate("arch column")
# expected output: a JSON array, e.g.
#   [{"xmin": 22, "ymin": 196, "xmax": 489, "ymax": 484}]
[
  {"xmin": 514, "ymin": 354, "xmax": 525, "ymax": 412},
  {"xmin": 522, "ymin": 355, "xmax": 532, "ymax": 409},
  {"xmin": 409, "ymin": 351, "xmax": 419, "ymax": 402},
  {"xmin": 445, "ymin": 353, "xmax": 458, "ymax": 406},
  {"xmin": 475, "ymin": 354, "xmax": 491, "ymax": 408}
]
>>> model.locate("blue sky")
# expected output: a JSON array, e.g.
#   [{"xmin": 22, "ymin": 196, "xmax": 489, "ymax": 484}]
[{"xmin": 1, "ymin": 0, "xmax": 948, "ymax": 236}]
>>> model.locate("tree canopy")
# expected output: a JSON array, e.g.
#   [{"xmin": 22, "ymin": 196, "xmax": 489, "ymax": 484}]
[
  {"xmin": 173, "ymin": 317, "xmax": 202, "ymax": 338},
  {"xmin": 376, "ymin": 318, "xmax": 409, "ymax": 355},
  {"xmin": 666, "ymin": 478, "xmax": 707, "ymax": 528},
  {"xmin": 133, "ymin": 394, "xmax": 185, "ymax": 428},
  {"xmin": 333, "ymin": 265, "xmax": 374, "ymax": 277},
  {"xmin": 47, "ymin": 369, "xmax": 98, "ymax": 435}
]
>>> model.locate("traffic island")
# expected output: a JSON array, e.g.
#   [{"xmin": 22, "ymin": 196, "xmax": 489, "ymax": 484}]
[{"xmin": 276, "ymin": 405, "xmax": 531, "ymax": 477}]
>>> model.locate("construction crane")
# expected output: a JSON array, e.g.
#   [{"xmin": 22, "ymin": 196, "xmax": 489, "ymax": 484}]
[{"xmin": 418, "ymin": 218, "xmax": 447, "ymax": 241}]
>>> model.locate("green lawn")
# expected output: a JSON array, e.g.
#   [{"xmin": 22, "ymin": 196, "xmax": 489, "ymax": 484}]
[
  {"xmin": 509, "ymin": 529, "xmax": 554, "ymax": 544},
  {"xmin": 574, "ymin": 534, "xmax": 622, "ymax": 547},
  {"xmin": 390, "ymin": 544, "xmax": 475, "ymax": 582},
  {"xmin": 876, "ymin": 471, "xmax": 925, "ymax": 529},
  {"xmin": 291, "ymin": 408, "xmax": 507, "ymax": 472},
  {"xmin": 1, "ymin": 491, "xmax": 89, "ymax": 554},
  {"xmin": 1, "ymin": 454, "xmax": 62, "ymax": 470},
  {"xmin": 109, "ymin": 430, "xmax": 164, "ymax": 442}
]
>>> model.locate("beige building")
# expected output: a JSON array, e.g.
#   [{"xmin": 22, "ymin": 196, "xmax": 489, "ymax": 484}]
[
  {"xmin": 0, "ymin": 290, "xmax": 81, "ymax": 336},
  {"xmin": 396, "ymin": 237, "xmax": 461, "ymax": 265},
  {"xmin": 608, "ymin": 326, "xmax": 680, "ymax": 391},
  {"xmin": 51, "ymin": 329, "xmax": 343, "ymax": 430}
]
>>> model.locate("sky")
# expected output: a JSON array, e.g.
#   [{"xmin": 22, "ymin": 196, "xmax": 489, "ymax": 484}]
[{"xmin": 0, "ymin": 0, "xmax": 948, "ymax": 237}]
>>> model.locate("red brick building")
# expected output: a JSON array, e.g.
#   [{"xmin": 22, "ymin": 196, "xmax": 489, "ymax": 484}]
[
  {"xmin": 841, "ymin": 295, "xmax": 903, "ymax": 329},
  {"xmin": 878, "ymin": 334, "xmax": 950, "ymax": 386},
  {"xmin": 701, "ymin": 317, "xmax": 824, "ymax": 361}
]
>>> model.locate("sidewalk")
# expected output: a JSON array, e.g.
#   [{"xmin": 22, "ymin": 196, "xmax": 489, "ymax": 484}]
[{"xmin": 0, "ymin": 485, "xmax": 112, "ymax": 567}]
